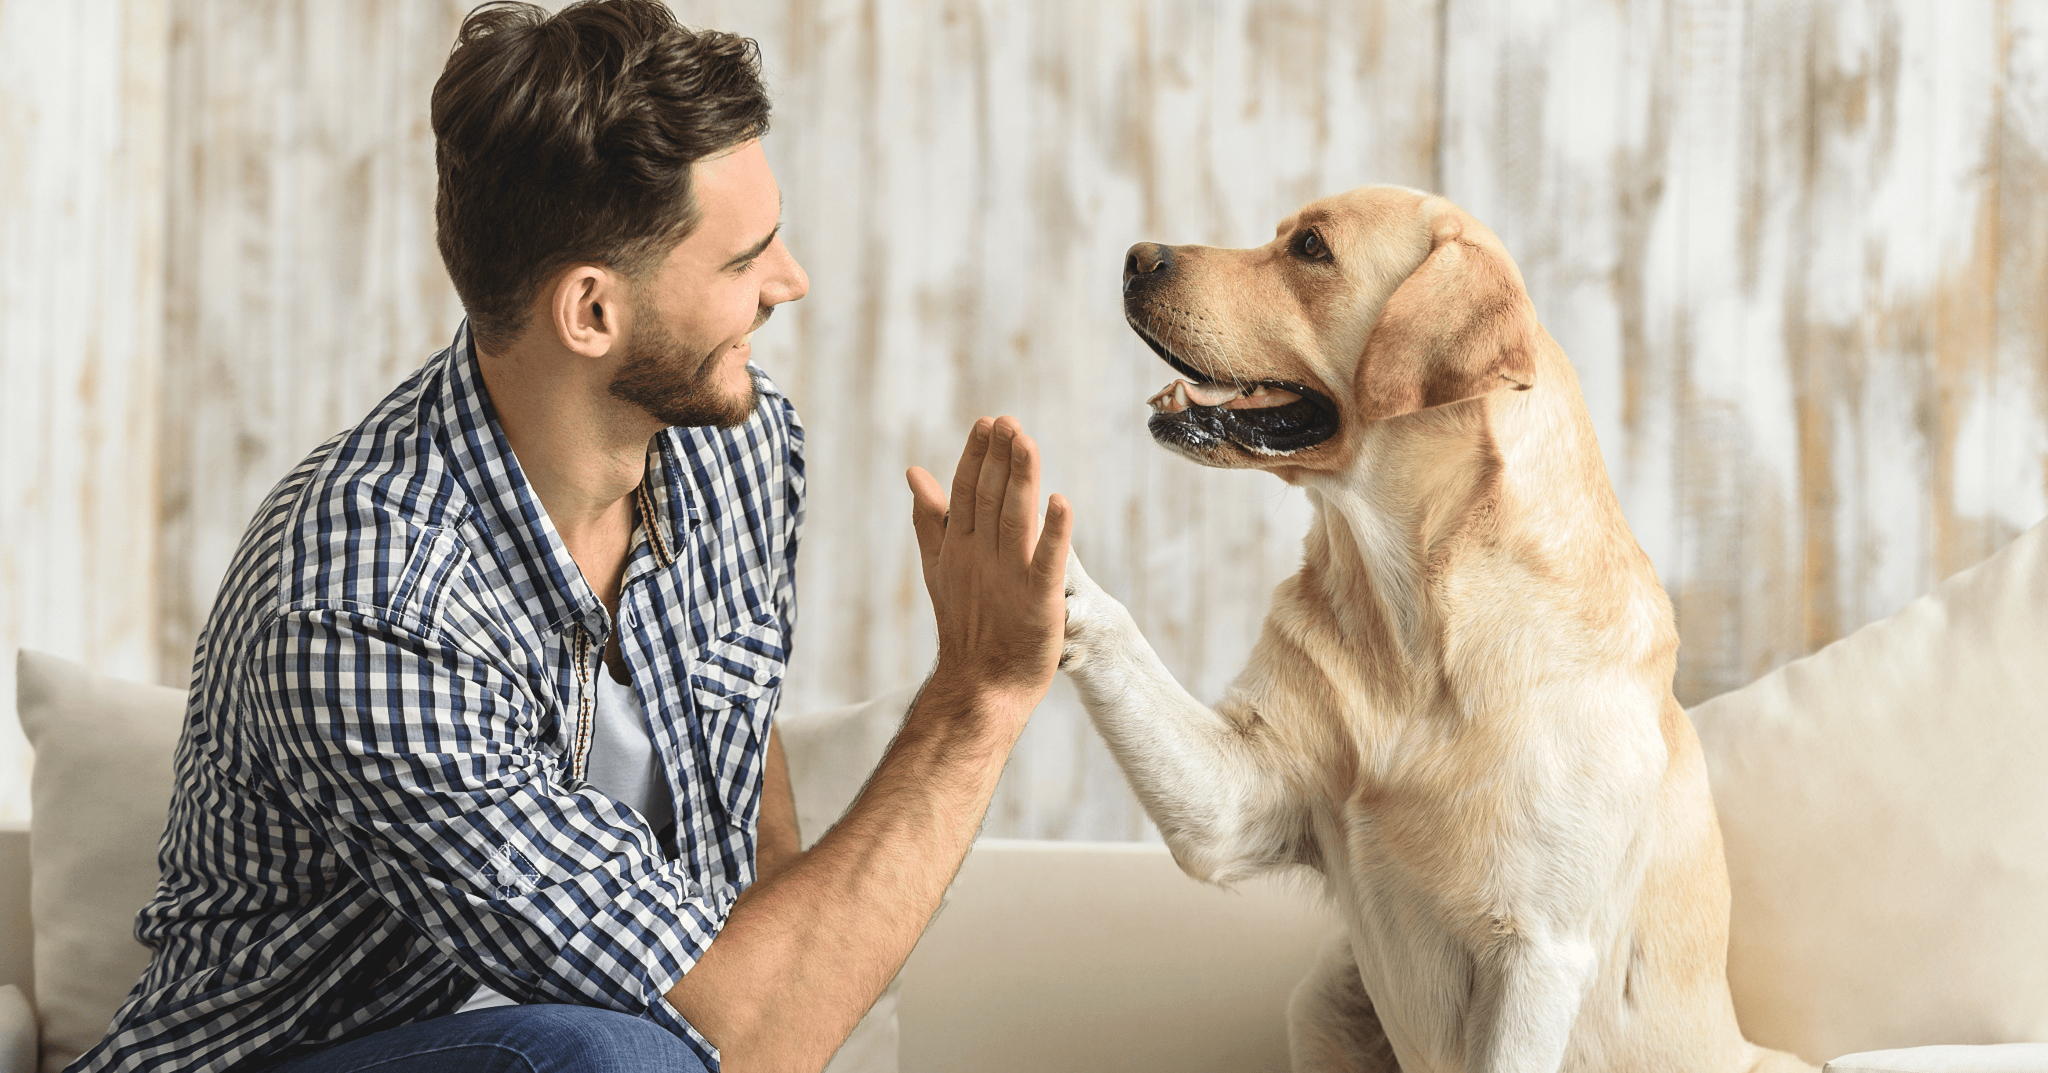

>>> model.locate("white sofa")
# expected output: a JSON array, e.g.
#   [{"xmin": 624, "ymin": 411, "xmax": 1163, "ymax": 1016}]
[{"xmin": 6, "ymin": 518, "xmax": 2048, "ymax": 1073}]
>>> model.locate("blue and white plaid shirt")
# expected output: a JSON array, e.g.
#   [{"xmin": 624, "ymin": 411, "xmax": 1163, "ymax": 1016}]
[{"xmin": 73, "ymin": 324, "xmax": 803, "ymax": 1072}]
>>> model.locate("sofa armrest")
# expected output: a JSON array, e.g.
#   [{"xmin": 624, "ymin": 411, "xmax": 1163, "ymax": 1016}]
[
  {"xmin": 0, "ymin": 825, "xmax": 29, "ymax": 995},
  {"xmin": 0, "ymin": 985, "xmax": 37, "ymax": 1073},
  {"xmin": 1825, "ymin": 1045, "xmax": 2048, "ymax": 1072}
]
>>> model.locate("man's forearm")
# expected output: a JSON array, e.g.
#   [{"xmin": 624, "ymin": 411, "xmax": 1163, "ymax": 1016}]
[
  {"xmin": 754, "ymin": 728, "xmax": 802, "ymax": 882},
  {"xmin": 665, "ymin": 671, "xmax": 1025, "ymax": 1072}
]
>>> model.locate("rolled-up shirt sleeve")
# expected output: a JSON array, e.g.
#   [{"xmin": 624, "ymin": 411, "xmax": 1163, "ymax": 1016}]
[{"xmin": 245, "ymin": 605, "xmax": 723, "ymax": 1055}]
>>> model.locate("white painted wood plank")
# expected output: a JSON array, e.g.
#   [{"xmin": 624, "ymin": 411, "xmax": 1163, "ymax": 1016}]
[
  {"xmin": 0, "ymin": 0, "xmax": 170, "ymax": 823},
  {"xmin": 1992, "ymin": 0, "xmax": 2048, "ymax": 543},
  {"xmin": 155, "ymin": 0, "xmax": 471, "ymax": 686}
]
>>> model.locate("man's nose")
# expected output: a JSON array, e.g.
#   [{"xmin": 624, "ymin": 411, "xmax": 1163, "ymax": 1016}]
[
  {"xmin": 1123, "ymin": 242, "xmax": 1172, "ymax": 295},
  {"xmin": 766, "ymin": 241, "xmax": 809, "ymax": 306}
]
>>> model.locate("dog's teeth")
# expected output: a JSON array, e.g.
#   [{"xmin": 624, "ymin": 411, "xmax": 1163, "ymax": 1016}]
[
  {"xmin": 1147, "ymin": 378, "xmax": 1250, "ymax": 414},
  {"xmin": 1148, "ymin": 380, "xmax": 1188, "ymax": 414}
]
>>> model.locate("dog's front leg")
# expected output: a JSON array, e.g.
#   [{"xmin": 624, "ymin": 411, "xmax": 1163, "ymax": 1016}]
[
  {"xmin": 1288, "ymin": 934, "xmax": 1399, "ymax": 1073},
  {"xmin": 1061, "ymin": 552, "xmax": 1295, "ymax": 884},
  {"xmin": 1464, "ymin": 933, "xmax": 1598, "ymax": 1073}
]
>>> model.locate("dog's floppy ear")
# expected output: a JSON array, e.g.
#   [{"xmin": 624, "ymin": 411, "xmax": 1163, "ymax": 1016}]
[{"xmin": 1354, "ymin": 206, "xmax": 1537, "ymax": 422}]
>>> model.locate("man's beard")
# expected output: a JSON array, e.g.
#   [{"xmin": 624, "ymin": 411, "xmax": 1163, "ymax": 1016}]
[{"xmin": 607, "ymin": 308, "xmax": 766, "ymax": 429}]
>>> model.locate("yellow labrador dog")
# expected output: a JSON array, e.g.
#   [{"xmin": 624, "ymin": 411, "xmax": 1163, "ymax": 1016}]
[{"xmin": 1059, "ymin": 186, "xmax": 1813, "ymax": 1073}]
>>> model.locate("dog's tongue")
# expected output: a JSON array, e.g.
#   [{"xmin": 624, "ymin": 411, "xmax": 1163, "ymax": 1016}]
[
  {"xmin": 1148, "ymin": 379, "xmax": 1302, "ymax": 414},
  {"xmin": 1227, "ymin": 385, "xmax": 1300, "ymax": 410}
]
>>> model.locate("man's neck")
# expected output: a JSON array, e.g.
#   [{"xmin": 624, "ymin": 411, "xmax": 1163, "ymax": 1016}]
[{"xmin": 475, "ymin": 332, "xmax": 664, "ymax": 614}]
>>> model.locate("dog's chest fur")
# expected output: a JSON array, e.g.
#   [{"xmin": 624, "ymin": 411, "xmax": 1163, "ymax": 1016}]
[{"xmin": 1231, "ymin": 434, "xmax": 1678, "ymax": 1068}]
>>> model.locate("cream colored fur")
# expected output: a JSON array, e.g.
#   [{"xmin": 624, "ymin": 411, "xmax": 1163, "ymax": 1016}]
[{"xmin": 1060, "ymin": 187, "xmax": 1813, "ymax": 1073}]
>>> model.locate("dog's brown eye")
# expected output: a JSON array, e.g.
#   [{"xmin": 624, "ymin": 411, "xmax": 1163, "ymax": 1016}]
[{"xmin": 1294, "ymin": 229, "xmax": 1331, "ymax": 263}]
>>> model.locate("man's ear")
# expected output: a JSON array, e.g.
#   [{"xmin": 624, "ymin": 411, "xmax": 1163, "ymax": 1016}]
[
  {"xmin": 1353, "ymin": 206, "xmax": 1537, "ymax": 423},
  {"xmin": 550, "ymin": 264, "xmax": 622, "ymax": 359}
]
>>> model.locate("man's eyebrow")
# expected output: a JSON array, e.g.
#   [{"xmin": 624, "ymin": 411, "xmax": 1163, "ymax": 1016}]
[{"xmin": 722, "ymin": 224, "xmax": 780, "ymax": 270}]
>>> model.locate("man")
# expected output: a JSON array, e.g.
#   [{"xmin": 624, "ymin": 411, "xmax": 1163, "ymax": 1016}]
[{"xmin": 73, "ymin": 3, "xmax": 1071, "ymax": 1071}]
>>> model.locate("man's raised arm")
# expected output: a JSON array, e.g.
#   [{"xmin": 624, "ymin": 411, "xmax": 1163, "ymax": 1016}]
[{"xmin": 666, "ymin": 414, "xmax": 1073, "ymax": 1073}]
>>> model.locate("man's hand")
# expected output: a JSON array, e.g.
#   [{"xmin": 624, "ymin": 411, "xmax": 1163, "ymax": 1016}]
[
  {"xmin": 667, "ymin": 416, "xmax": 1072, "ymax": 1073},
  {"xmin": 906, "ymin": 416, "xmax": 1073, "ymax": 716}
]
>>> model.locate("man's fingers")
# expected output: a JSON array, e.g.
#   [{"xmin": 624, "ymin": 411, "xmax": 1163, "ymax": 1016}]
[
  {"xmin": 973, "ymin": 417, "xmax": 1019, "ymax": 538},
  {"xmin": 947, "ymin": 417, "xmax": 996, "ymax": 536},
  {"xmin": 907, "ymin": 466, "xmax": 947, "ymax": 574},
  {"xmin": 1032, "ymin": 493, "xmax": 1074, "ymax": 588},
  {"xmin": 998, "ymin": 432, "xmax": 1042, "ymax": 557}
]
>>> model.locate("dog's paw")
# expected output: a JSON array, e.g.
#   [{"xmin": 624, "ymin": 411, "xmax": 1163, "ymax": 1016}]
[{"xmin": 1060, "ymin": 550, "xmax": 1115, "ymax": 671}]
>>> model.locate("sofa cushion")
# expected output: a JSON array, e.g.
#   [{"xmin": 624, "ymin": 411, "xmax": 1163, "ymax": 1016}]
[
  {"xmin": 15, "ymin": 649, "xmax": 184, "ymax": 1073},
  {"xmin": 898, "ymin": 840, "xmax": 1330, "ymax": 1073},
  {"xmin": 1690, "ymin": 521, "xmax": 2048, "ymax": 1062},
  {"xmin": 1824, "ymin": 1044, "xmax": 2048, "ymax": 1073}
]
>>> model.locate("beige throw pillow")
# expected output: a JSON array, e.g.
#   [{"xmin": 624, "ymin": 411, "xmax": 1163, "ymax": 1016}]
[
  {"xmin": 779, "ymin": 685, "xmax": 916, "ymax": 851},
  {"xmin": 15, "ymin": 649, "xmax": 184, "ymax": 1073},
  {"xmin": 1690, "ymin": 522, "xmax": 2048, "ymax": 1062}
]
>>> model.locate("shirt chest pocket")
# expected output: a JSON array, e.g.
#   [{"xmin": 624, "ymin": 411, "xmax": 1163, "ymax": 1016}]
[{"xmin": 685, "ymin": 614, "xmax": 787, "ymax": 830}]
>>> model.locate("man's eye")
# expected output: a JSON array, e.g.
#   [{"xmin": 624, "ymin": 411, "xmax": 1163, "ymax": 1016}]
[{"xmin": 1294, "ymin": 229, "xmax": 1330, "ymax": 262}]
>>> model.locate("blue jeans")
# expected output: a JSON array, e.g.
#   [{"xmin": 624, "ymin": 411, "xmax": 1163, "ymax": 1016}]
[{"xmin": 266, "ymin": 1003, "xmax": 710, "ymax": 1073}]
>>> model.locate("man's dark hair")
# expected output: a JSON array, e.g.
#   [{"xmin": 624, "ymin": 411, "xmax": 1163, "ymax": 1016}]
[{"xmin": 432, "ymin": 0, "xmax": 770, "ymax": 353}]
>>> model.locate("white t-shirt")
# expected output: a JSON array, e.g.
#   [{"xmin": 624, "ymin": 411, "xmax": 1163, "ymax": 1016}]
[{"xmin": 460, "ymin": 666, "xmax": 668, "ymax": 1013}]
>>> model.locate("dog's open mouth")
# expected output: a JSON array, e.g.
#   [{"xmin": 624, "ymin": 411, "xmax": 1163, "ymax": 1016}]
[{"xmin": 1129, "ymin": 320, "xmax": 1339, "ymax": 455}]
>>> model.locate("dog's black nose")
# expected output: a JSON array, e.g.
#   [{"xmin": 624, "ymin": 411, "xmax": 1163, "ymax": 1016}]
[{"xmin": 1124, "ymin": 242, "xmax": 1172, "ymax": 291}]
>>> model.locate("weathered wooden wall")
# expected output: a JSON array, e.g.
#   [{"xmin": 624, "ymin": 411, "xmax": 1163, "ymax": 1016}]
[
  {"xmin": 1443, "ymin": 0, "xmax": 2048, "ymax": 702},
  {"xmin": 157, "ymin": 0, "xmax": 472, "ymax": 692},
  {"xmin": 0, "ymin": 0, "xmax": 169, "ymax": 825},
  {"xmin": 4, "ymin": 0, "xmax": 2044, "ymax": 834}
]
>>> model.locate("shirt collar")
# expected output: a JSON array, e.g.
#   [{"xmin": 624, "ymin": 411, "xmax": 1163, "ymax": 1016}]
[
  {"xmin": 634, "ymin": 438, "xmax": 692, "ymax": 573},
  {"xmin": 432, "ymin": 321, "xmax": 606, "ymax": 636}
]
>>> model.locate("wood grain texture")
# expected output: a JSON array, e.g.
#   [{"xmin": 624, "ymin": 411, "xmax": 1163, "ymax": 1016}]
[
  {"xmin": 156, "ymin": 0, "xmax": 472, "ymax": 688},
  {"xmin": 1442, "ymin": 0, "xmax": 2048, "ymax": 703},
  {"xmin": 0, "ymin": 0, "xmax": 170, "ymax": 825},
  {"xmin": 4, "ymin": 0, "xmax": 2043, "ymax": 832}
]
